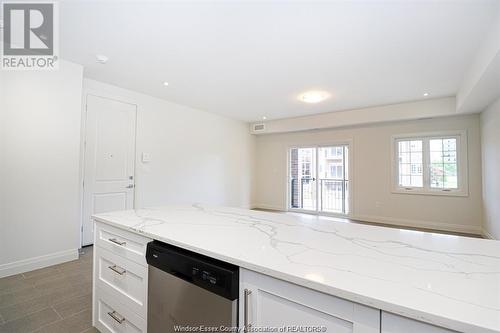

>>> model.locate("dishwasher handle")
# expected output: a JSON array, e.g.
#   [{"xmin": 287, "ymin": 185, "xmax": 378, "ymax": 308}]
[{"xmin": 244, "ymin": 288, "xmax": 252, "ymax": 332}]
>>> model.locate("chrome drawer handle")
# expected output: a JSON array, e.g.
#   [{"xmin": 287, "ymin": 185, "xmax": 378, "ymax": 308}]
[
  {"xmin": 108, "ymin": 310, "xmax": 126, "ymax": 324},
  {"xmin": 244, "ymin": 289, "xmax": 252, "ymax": 332},
  {"xmin": 108, "ymin": 265, "xmax": 126, "ymax": 275},
  {"xmin": 109, "ymin": 238, "xmax": 126, "ymax": 246}
]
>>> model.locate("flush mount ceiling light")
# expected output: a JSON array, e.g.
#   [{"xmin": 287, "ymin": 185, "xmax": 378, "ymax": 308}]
[
  {"xmin": 423, "ymin": 92, "xmax": 430, "ymax": 97},
  {"xmin": 299, "ymin": 91, "xmax": 330, "ymax": 104},
  {"xmin": 262, "ymin": 116, "xmax": 267, "ymax": 120},
  {"xmin": 95, "ymin": 54, "xmax": 109, "ymax": 64},
  {"xmin": 163, "ymin": 81, "xmax": 169, "ymax": 86}
]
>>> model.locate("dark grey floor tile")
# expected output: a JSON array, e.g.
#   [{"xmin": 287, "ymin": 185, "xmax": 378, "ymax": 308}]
[
  {"xmin": 33, "ymin": 308, "xmax": 92, "ymax": 333},
  {"xmin": 0, "ymin": 295, "xmax": 52, "ymax": 323},
  {"xmin": 0, "ymin": 308, "xmax": 60, "ymax": 333},
  {"xmin": 38, "ymin": 281, "xmax": 92, "ymax": 306},
  {"xmin": 22, "ymin": 266, "xmax": 60, "ymax": 279},
  {"xmin": 82, "ymin": 327, "xmax": 100, "ymax": 333},
  {"xmin": 0, "ymin": 286, "xmax": 40, "ymax": 308},
  {"xmin": 22, "ymin": 270, "xmax": 61, "ymax": 287},
  {"xmin": 0, "ymin": 275, "xmax": 31, "ymax": 295},
  {"xmin": 52, "ymin": 294, "xmax": 91, "ymax": 319}
]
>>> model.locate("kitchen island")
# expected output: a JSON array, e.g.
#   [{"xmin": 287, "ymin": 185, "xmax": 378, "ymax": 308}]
[{"xmin": 92, "ymin": 204, "xmax": 500, "ymax": 333}]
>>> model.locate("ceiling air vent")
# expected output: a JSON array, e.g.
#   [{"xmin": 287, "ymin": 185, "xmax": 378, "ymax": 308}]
[{"xmin": 253, "ymin": 123, "xmax": 266, "ymax": 132}]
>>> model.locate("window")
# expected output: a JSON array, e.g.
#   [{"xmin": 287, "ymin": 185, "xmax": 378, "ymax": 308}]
[{"xmin": 393, "ymin": 132, "xmax": 467, "ymax": 196}]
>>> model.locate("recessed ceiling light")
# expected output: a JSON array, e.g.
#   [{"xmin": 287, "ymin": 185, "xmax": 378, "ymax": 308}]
[
  {"xmin": 163, "ymin": 81, "xmax": 169, "ymax": 86},
  {"xmin": 95, "ymin": 54, "xmax": 108, "ymax": 64},
  {"xmin": 262, "ymin": 116, "xmax": 267, "ymax": 120},
  {"xmin": 299, "ymin": 91, "xmax": 330, "ymax": 104},
  {"xmin": 423, "ymin": 92, "xmax": 430, "ymax": 97}
]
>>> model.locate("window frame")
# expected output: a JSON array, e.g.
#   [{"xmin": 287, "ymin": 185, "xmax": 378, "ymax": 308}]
[{"xmin": 391, "ymin": 130, "xmax": 469, "ymax": 197}]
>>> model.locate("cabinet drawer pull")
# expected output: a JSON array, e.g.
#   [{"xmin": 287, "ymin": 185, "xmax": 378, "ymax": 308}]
[
  {"xmin": 244, "ymin": 289, "xmax": 252, "ymax": 332},
  {"xmin": 109, "ymin": 238, "xmax": 126, "ymax": 246},
  {"xmin": 108, "ymin": 265, "xmax": 126, "ymax": 275},
  {"xmin": 108, "ymin": 310, "xmax": 126, "ymax": 324}
]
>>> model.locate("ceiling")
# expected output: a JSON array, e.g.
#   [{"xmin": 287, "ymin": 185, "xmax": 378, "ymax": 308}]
[{"xmin": 58, "ymin": 0, "xmax": 499, "ymax": 122}]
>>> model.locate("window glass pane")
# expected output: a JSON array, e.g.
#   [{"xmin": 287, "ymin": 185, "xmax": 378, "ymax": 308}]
[
  {"xmin": 411, "ymin": 152, "xmax": 422, "ymax": 164},
  {"xmin": 430, "ymin": 139, "xmax": 443, "ymax": 151},
  {"xmin": 344, "ymin": 146, "xmax": 349, "ymax": 180},
  {"xmin": 399, "ymin": 141, "xmax": 410, "ymax": 153},
  {"xmin": 410, "ymin": 140, "xmax": 422, "ymax": 151},
  {"xmin": 430, "ymin": 138, "xmax": 458, "ymax": 189},
  {"xmin": 399, "ymin": 152, "xmax": 410, "ymax": 163},
  {"xmin": 397, "ymin": 140, "xmax": 423, "ymax": 188},
  {"xmin": 443, "ymin": 151, "xmax": 456, "ymax": 163},
  {"xmin": 318, "ymin": 146, "xmax": 348, "ymax": 214},
  {"xmin": 444, "ymin": 164, "xmax": 458, "ymax": 188},
  {"xmin": 289, "ymin": 148, "xmax": 316, "ymax": 210},
  {"xmin": 400, "ymin": 175, "xmax": 411, "ymax": 186},
  {"xmin": 430, "ymin": 151, "xmax": 443, "ymax": 164},
  {"xmin": 443, "ymin": 138, "xmax": 456, "ymax": 151},
  {"xmin": 411, "ymin": 176, "xmax": 423, "ymax": 187}
]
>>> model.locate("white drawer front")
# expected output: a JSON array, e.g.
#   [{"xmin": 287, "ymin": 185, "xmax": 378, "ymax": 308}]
[
  {"xmin": 95, "ymin": 246, "xmax": 147, "ymax": 318},
  {"xmin": 95, "ymin": 221, "xmax": 151, "ymax": 266},
  {"xmin": 95, "ymin": 287, "xmax": 146, "ymax": 333}
]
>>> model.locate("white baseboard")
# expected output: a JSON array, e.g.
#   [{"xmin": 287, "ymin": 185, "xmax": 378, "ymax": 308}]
[
  {"xmin": 482, "ymin": 228, "xmax": 496, "ymax": 240},
  {"xmin": 0, "ymin": 249, "xmax": 79, "ymax": 278},
  {"xmin": 353, "ymin": 214, "xmax": 483, "ymax": 235},
  {"xmin": 251, "ymin": 203, "xmax": 285, "ymax": 211}
]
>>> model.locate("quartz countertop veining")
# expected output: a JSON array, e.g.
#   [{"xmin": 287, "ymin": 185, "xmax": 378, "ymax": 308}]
[{"xmin": 93, "ymin": 204, "xmax": 500, "ymax": 333}]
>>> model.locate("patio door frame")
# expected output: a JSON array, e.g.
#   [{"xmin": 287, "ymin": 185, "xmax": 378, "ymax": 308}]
[{"xmin": 286, "ymin": 141, "xmax": 353, "ymax": 218}]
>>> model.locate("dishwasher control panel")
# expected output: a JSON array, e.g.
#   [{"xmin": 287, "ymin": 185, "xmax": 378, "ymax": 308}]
[{"xmin": 192, "ymin": 267, "xmax": 218, "ymax": 284}]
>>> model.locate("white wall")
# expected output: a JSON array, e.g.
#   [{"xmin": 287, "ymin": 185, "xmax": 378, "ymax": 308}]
[
  {"xmin": 0, "ymin": 61, "xmax": 84, "ymax": 277},
  {"xmin": 481, "ymin": 98, "xmax": 500, "ymax": 239},
  {"xmin": 83, "ymin": 79, "xmax": 256, "ymax": 210},
  {"xmin": 457, "ymin": 3, "xmax": 500, "ymax": 114},
  {"xmin": 255, "ymin": 115, "xmax": 483, "ymax": 234}
]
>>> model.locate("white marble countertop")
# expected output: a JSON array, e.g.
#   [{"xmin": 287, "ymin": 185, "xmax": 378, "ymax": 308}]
[{"xmin": 93, "ymin": 204, "xmax": 500, "ymax": 333}]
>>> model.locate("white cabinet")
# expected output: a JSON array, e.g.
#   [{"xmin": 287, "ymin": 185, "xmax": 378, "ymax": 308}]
[
  {"xmin": 239, "ymin": 269, "xmax": 380, "ymax": 333},
  {"xmin": 95, "ymin": 222, "xmax": 149, "ymax": 266},
  {"xmin": 381, "ymin": 312, "xmax": 458, "ymax": 333},
  {"xmin": 94, "ymin": 246, "xmax": 148, "ymax": 318},
  {"xmin": 94, "ymin": 286, "xmax": 147, "ymax": 333},
  {"xmin": 93, "ymin": 221, "xmax": 152, "ymax": 333}
]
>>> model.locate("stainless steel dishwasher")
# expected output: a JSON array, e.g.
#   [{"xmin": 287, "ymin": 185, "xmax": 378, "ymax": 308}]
[{"xmin": 146, "ymin": 240, "xmax": 239, "ymax": 333}]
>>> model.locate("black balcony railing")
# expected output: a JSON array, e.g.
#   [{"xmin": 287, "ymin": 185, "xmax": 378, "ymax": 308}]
[{"xmin": 291, "ymin": 178, "xmax": 348, "ymax": 214}]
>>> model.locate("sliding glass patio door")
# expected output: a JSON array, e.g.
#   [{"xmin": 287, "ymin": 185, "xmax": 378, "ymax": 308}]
[
  {"xmin": 289, "ymin": 147, "xmax": 317, "ymax": 211},
  {"xmin": 289, "ymin": 145, "xmax": 349, "ymax": 215}
]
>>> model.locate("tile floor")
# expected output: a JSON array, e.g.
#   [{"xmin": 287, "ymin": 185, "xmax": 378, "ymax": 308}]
[{"xmin": 0, "ymin": 247, "xmax": 98, "ymax": 333}]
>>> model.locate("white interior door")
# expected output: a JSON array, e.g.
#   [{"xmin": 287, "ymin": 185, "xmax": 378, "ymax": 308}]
[{"xmin": 82, "ymin": 95, "xmax": 137, "ymax": 246}]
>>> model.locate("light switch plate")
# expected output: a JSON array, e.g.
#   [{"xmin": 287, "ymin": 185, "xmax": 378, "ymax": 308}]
[{"xmin": 142, "ymin": 152, "xmax": 151, "ymax": 163}]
